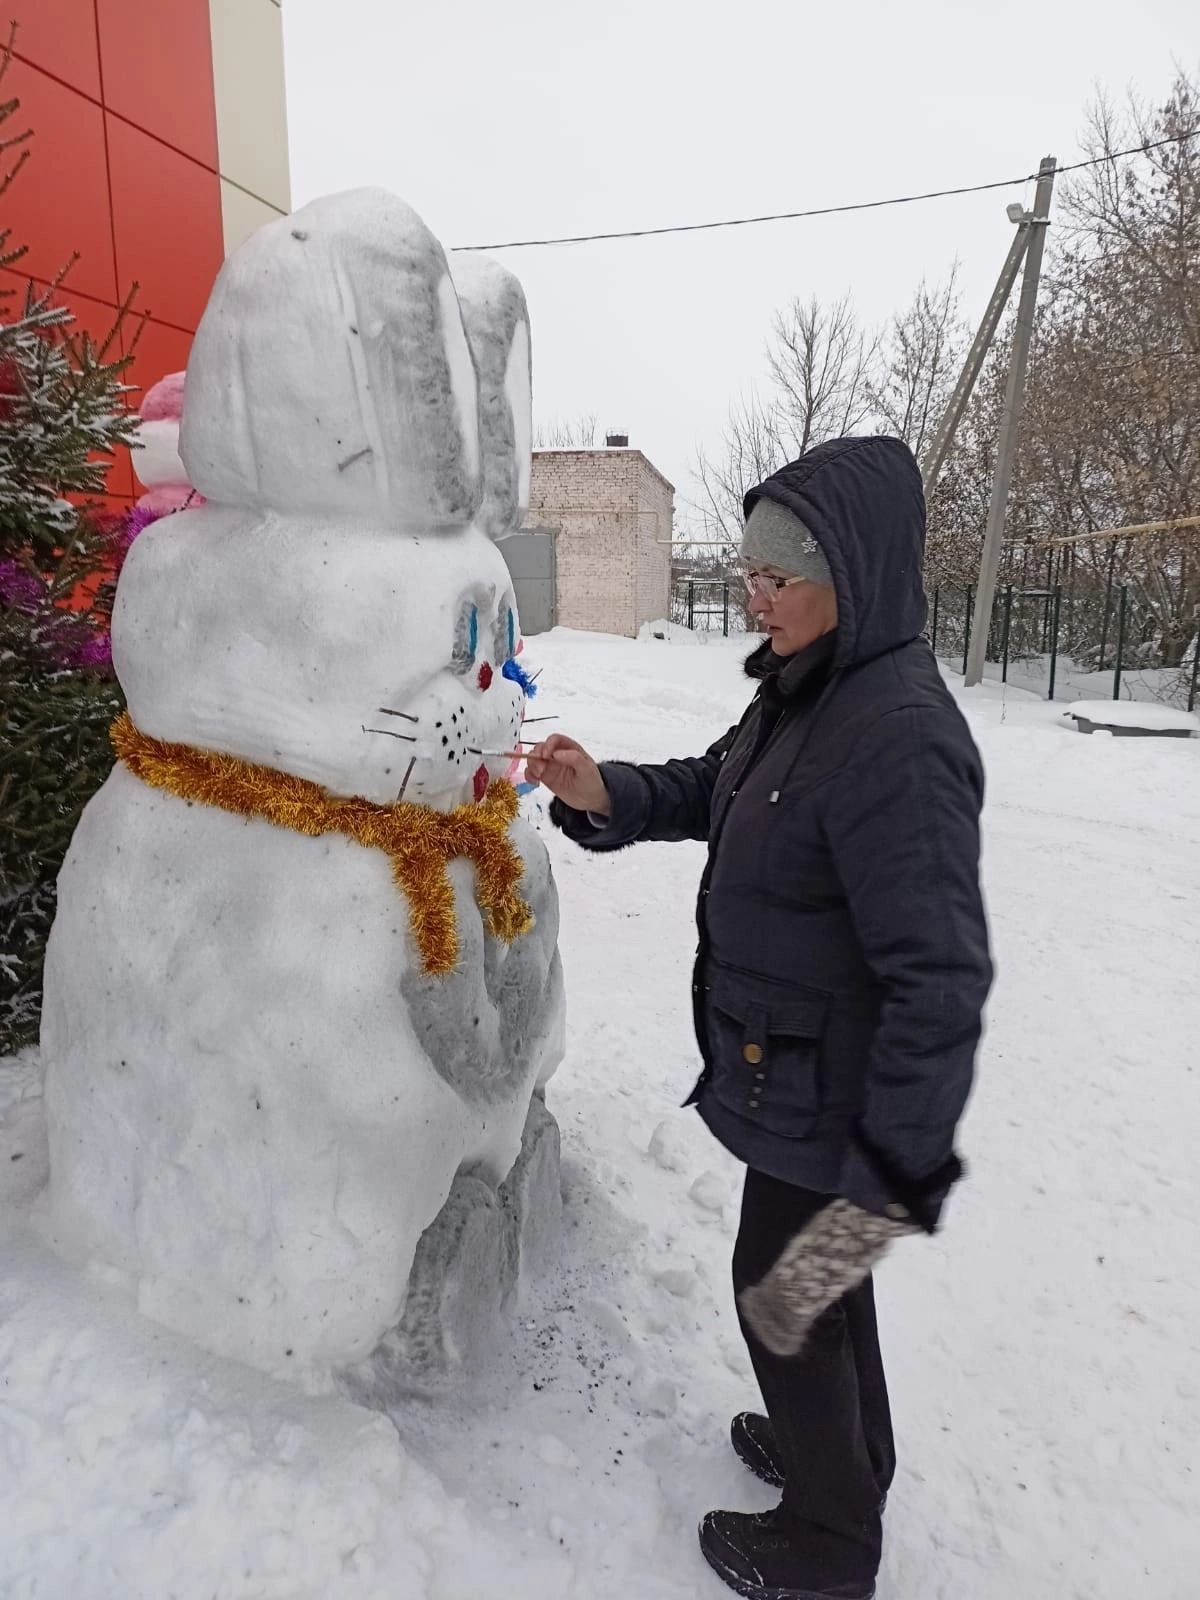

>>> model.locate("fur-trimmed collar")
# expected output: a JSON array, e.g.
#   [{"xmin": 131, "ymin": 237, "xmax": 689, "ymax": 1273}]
[{"xmin": 743, "ymin": 630, "xmax": 838, "ymax": 700}]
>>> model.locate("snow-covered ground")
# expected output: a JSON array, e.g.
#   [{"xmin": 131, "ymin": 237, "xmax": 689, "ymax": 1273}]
[{"xmin": 3, "ymin": 627, "xmax": 1199, "ymax": 1600}]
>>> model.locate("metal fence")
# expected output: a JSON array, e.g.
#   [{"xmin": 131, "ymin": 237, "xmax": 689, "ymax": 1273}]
[
  {"xmin": 669, "ymin": 578, "xmax": 750, "ymax": 636},
  {"xmin": 930, "ymin": 580, "xmax": 1200, "ymax": 709},
  {"xmin": 668, "ymin": 565, "xmax": 1198, "ymax": 710}
]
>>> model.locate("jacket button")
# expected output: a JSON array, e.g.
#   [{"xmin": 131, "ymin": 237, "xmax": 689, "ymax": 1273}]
[
  {"xmin": 743, "ymin": 1043, "xmax": 764, "ymax": 1065},
  {"xmin": 754, "ymin": 1071, "xmax": 765, "ymax": 1082},
  {"xmin": 885, "ymin": 1203, "xmax": 909, "ymax": 1222},
  {"xmin": 748, "ymin": 1098, "xmax": 760, "ymax": 1110}
]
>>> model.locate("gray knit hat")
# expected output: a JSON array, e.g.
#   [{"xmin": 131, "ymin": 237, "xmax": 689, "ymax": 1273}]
[{"xmin": 740, "ymin": 497, "xmax": 833, "ymax": 586}]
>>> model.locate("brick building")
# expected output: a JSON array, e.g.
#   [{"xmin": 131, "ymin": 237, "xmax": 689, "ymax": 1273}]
[
  {"xmin": 4, "ymin": 0, "xmax": 290, "ymax": 519},
  {"xmin": 524, "ymin": 445, "xmax": 674, "ymax": 638}
]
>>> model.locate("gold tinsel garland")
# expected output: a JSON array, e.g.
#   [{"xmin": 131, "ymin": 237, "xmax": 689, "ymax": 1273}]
[{"xmin": 111, "ymin": 713, "xmax": 533, "ymax": 976}]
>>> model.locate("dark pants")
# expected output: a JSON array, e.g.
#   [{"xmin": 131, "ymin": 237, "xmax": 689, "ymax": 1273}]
[{"xmin": 733, "ymin": 1168, "xmax": 895, "ymax": 1566}]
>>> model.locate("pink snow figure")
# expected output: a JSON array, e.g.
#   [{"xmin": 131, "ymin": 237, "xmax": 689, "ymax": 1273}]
[{"xmin": 132, "ymin": 370, "xmax": 203, "ymax": 518}]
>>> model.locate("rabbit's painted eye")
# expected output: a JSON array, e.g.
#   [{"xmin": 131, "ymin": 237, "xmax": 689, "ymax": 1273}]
[
  {"xmin": 493, "ymin": 601, "xmax": 518, "ymax": 665},
  {"xmin": 452, "ymin": 601, "xmax": 479, "ymax": 675}
]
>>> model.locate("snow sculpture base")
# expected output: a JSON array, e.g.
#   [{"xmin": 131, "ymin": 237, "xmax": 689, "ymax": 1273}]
[
  {"xmin": 339, "ymin": 1095, "xmax": 561, "ymax": 1407},
  {"xmin": 42, "ymin": 775, "xmax": 563, "ymax": 1377}
]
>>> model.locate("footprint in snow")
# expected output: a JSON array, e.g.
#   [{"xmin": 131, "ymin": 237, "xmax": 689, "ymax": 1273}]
[
  {"xmin": 631, "ymin": 1368, "xmax": 679, "ymax": 1417},
  {"xmin": 689, "ymin": 1170, "xmax": 729, "ymax": 1215},
  {"xmin": 654, "ymin": 1267, "xmax": 697, "ymax": 1300},
  {"xmin": 647, "ymin": 1119, "xmax": 690, "ymax": 1174},
  {"xmin": 536, "ymin": 1434, "xmax": 579, "ymax": 1471},
  {"xmin": 719, "ymin": 1337, "xmax": 752, "ymax": 1377}
]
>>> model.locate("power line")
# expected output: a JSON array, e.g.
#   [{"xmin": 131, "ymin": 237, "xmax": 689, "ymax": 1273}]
[{"xmin": 451, "ymin": 131, "xmax": 1199, "ymax": 252}]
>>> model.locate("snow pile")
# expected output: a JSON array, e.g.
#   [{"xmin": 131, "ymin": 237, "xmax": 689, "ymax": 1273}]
[{"xmin": 40, "ymin": 190, "xmax": 563, "ymax": 1386}]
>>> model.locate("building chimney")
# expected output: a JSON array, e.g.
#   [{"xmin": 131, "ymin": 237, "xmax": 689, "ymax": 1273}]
[{"xmin": 605, "ymin": 433, "xmax": 629, "ymax": 448}]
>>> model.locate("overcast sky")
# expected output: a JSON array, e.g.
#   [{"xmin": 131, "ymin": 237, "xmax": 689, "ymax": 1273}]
[{"xmin": 282, "ymin": 0, "xmax": 1194, "ymax": 524}]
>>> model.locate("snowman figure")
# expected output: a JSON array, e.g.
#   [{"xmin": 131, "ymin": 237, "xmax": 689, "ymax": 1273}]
[
  {"xmin": 130, "ymin": 370, "xmax": 199, "ymax": 518},
  {"xmin": 40, "ymin": 190, "xmax": 565, "ymax": 1394}
]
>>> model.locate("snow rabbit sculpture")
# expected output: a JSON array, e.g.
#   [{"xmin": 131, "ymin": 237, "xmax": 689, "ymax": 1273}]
[{"xmin": 41, "ymin": 190, "xmax": 565, "ymax": 1398}]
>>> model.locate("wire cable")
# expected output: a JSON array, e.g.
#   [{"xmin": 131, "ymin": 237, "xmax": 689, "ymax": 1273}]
[{"xmin": 451, "ymin": 131, "xmax": 1199, "ymax": 252}]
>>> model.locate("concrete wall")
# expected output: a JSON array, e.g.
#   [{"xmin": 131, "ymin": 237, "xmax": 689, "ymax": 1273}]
[
  {"xmin": 526, "ymin": 449, "xmax": 674, "ymax": 637},
  {"xmin": 632, "ymin": 454, "xmax": 674, "ymax": 634},
  {"xmin": 209, "ymin": 0, "xmax": 292, "ymax": 254}
]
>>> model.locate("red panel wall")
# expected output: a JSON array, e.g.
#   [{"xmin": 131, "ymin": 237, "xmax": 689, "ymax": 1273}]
[{"xmin": 4, "ymin": 3, "xmax": 225, "ymax": 509}]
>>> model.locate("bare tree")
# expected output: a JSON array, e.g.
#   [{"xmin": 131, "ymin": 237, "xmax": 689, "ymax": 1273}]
[
  {"xmin": 694, "ymin": 391, "xmax": 784, "ymax": 552},
  {"xmin": 692, "ymin": 296, "xmax": 877, "ymax": 551},
  {"xmin": 871, "ymin": 267, "xmax": 967, "ymax": 461},
  {"xmin": 533, "ymin": 414, "xmax": 599, "ymax": 448},
  {"xmin": 1026, "ymin": 75, "xmax": 1200, "ymax": 667},
  {"xmin": 767, "ymin": 295, "xmax": 878, "ymax": 454},
  {"xmin": 928, "ymin": 70, "xmax": 1200, "ymax": 686},
  {"xmin": 687, "ymin": 394, "xmax": 784, "ymax": 630}
]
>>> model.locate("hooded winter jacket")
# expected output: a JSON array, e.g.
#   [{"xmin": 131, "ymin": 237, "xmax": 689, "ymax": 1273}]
[{"xmin": 551, "ymin": 436, "xmax": 993, "ymax": 1229}]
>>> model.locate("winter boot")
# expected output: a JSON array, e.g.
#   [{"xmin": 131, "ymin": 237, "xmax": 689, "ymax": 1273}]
[
  {"xmin": 730, "ymin": 1415, "xmax": 889, "ymax": 1515},
  {"xmin": 731, "ymin": 1412, "xmax": 785, "ymax": 1488},
  {"xmin": 698, "ymin": 1507, "xmax": 877, "ymax": 1600}
]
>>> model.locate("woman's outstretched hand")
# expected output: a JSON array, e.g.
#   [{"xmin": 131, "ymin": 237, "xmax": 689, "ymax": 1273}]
[{"xmin": 524, "ymin": 734, "xmax": 610, "ymax": 816}]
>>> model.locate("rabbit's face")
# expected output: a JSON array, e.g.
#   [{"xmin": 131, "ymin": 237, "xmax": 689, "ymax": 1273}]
[
  {"xmin": 369, "ymin": 584, "xmax": 528, "ymax": 809},
  {"xmin": 113, "ymin": 511, "xmax": 536, "ymax": 812}
]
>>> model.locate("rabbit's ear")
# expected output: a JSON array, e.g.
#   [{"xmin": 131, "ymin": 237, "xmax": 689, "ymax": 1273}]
[
  {"xmin": 182, "ymin": 189, "xmax": 483, "ymax": 532},
  {"xmin": 450, "ymin": 254, "xmax": 532, "ymax": 542}
]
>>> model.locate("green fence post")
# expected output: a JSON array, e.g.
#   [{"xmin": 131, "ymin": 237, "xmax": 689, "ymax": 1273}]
[
  {"xmin": 1048, "ymin": 586, "xmax": 1062, "ymax": 701},
  {"xmin": 1113, "ymin": 586, "xmax": 1128, "ymax": 700},
  {"xmin": 962, "ymin": 586, "xmax": 973, "ymax": 676},
  {"xmin": 1001, "ymin": 584, "xmax": 1014, "ymax": 683},
  {"xmin": 1098, "ymin": 543, "xmax": 1117, "ymax": 670},
  {"xmin": 687, "ymin": 582, "xmax": 695, "ymax": 631},
  {"xmin": 931, "ymin": 586, "xmax": 940, "ymax": 652},
  {"xmin": 722, "ymin": 583, "xmax": 729, "ymax": 637},
  {"xmin": 1188, "ymin": 631, "xmax": 1200, "ymax": 714}
]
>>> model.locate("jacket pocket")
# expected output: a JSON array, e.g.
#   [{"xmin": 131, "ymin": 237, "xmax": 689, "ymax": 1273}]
[{"xmin": 704, "ymin": 964, "xmax": 829, "ymax": 1135}]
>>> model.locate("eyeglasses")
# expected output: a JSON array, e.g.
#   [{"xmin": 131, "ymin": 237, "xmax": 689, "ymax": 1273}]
[{"xmin": 738, "ymin": 566, "xmax": 811, "ymax": 600}]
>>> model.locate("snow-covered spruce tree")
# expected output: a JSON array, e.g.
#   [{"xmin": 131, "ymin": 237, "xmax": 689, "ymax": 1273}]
[{"xmin": 1, "ymin": 33, "xmax": 140, "ymax": 1052}]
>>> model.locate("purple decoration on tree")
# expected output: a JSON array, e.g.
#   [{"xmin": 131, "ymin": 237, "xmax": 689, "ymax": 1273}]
[
  {"xmin": 119, "ymin": 502, "xmax": 162, "ymax": 551},
  {"xmin": 0, "ymin": 558, "xmax": 114, "ymax": 673},
  {"xmin": 67, "ymin": 631, "xmax": 114, "ymax": 670},
  {"xmin": 0, "ymin": 558, "xmax": 45, "ymax": 612}
]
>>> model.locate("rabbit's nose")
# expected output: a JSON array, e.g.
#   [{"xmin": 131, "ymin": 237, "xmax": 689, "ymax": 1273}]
[{"xmin": 477, "ymin": 663, "xmax": 493, "ymax": 691}]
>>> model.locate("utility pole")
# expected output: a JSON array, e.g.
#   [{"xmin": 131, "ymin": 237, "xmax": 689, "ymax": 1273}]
[
  {"xmin": 920, "ymin": 223, "xmax": 1031, "ymax": 496},
  {"xmin": 963, "ymin": 155, "xmax": 1057, "ymax": 688}
]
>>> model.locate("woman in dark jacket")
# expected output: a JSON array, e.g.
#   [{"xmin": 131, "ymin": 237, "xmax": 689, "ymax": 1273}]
[{"xmin": 526, "ymin": 435, "xmax": 993, "ymax": 1600}]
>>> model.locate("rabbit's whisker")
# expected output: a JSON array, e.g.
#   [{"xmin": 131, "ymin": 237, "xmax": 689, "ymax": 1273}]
[
  {"xmin": 362, "ymin": 725, "xmax": 416, "ymax": 742},
  {"xmin": 378, "ymin": 707, "xmax": 419, "ymax": 722},
  {"xmin": 396, "ymin": 756, "xmax": 417, "ymax": 803}
]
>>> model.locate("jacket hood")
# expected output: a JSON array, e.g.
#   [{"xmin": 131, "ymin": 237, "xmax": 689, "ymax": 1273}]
[{"xmin": 744, "ymin": 436, "xmax": 927, "ymax": 670}]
